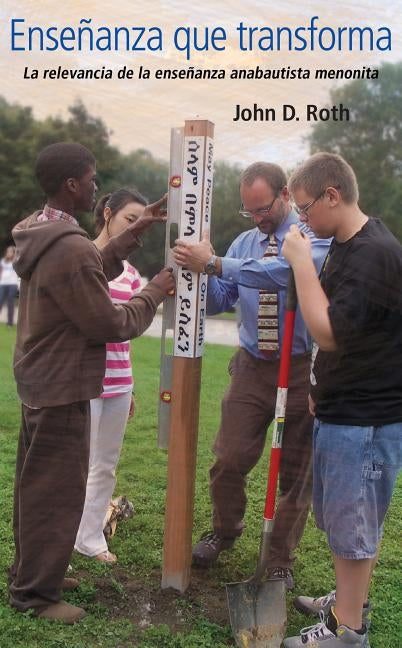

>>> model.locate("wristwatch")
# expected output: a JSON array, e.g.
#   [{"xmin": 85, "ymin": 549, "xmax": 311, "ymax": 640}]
[{"xmin": 203, "ymin": 254, "xmax": 218, "ymax": 275}]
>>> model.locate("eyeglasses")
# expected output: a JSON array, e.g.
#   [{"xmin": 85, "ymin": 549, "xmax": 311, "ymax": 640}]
[
  {"xmin": 239, "ymin": 195, "xmax": 278, "ymax": 219},
  {"xmin": 292, "ymin": 186, "xmax": 340, "ymax": 216}
]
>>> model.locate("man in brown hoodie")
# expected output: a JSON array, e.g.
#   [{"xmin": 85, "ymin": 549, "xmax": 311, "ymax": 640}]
[{"xmin": 9, "ymin": 142, "xmax": 174, "ymax": 623}]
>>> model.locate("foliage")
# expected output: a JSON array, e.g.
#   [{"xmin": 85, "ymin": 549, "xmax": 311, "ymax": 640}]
[
  {"xmin": 0, "ymin": 97, "xmax": 250, "ymax": 279},
  {"xmin": 136, "ymin": 620, "xmax": 231, "ymax": 647},
  {"xmin": 308, "ymin": 62, "xmax": 402, "ymax": 240},
  {"xmin": 0, "ymin": 98, "xmax": 122, "ymax": 243}
]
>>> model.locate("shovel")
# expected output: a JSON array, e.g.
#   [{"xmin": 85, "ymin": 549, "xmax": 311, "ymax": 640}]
[{"xmin": 226, "ymin": 270, "xmax": 298, "ymax": 648}]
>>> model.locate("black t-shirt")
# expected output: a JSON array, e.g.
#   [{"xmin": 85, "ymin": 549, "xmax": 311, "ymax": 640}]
[{"xmin": 311, "ymin": 218, "xmax": 402, "ymax": 425}]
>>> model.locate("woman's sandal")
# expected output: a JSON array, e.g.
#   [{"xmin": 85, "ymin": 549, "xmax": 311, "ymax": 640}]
[{"xmin": 95, "ymin": 550, "xmax": 117, "ymax": 563}]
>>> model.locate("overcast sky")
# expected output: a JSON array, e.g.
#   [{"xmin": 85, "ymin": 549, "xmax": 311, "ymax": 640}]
[{"xmin": 1, "ymin": 1, "xmax": 401, "ymax": 168}]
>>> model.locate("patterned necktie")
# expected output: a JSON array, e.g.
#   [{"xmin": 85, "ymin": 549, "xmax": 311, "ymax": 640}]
[{"xmin": 258, "ymin": 234, "xmax": 279, "ymax": 357}]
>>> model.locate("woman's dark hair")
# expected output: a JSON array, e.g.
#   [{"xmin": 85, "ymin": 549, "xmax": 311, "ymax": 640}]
[{"xmin": 94, "ymin": 188, "xmax": 147, "ymax": 235}]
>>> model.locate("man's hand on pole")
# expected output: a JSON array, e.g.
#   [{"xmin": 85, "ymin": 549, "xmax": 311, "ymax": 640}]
[{"xmin": 173, "ymin": 230, "xmax": 214, "ymax": 273}]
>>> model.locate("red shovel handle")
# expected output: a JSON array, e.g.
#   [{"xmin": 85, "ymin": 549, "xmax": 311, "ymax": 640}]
[{"xmin": 264, "ymin": 270, "xmax": 297, "ymax": 521}]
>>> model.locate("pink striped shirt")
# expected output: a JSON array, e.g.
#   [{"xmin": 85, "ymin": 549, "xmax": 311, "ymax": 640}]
[{"xmin": 102, "ymin": 261, "xmax": 142, "ymax": 398}]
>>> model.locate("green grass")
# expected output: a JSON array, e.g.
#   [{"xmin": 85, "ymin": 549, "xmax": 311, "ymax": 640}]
[
  {"xmin": 208, "ymin": 311, "xmax": 237, "ymax": 321},
  {"xmin": 0, "ymin": 324, "xmax": 401, "ymax": 647}
]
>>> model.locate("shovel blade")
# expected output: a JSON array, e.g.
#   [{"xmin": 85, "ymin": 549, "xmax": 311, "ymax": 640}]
[{"xmin": 226, "ymin": 579, "xmax": 286, "ymax": 648}]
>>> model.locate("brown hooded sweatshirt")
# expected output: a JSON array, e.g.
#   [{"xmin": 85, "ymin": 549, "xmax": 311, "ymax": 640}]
[{"xmin": 12, "ymin": 212, "xmax": 166, "ymax": 408}]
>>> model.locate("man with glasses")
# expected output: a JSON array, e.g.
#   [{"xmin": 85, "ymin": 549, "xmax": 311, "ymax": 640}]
[
  {"xmin": 281, "ymin": 153, "xmax": 402, "ymax": 647},
  {"xmin": 173, "ymin": 162, "xmax": 330, "ymax": 589}
]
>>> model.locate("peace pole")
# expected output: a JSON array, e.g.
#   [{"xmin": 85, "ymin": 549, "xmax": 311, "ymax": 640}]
[{"xmin": 159, "ymin": 119, "xmax": 214, "ymax": 592}]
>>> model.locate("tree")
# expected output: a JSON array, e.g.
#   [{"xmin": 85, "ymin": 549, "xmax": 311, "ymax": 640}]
[
  {"xmin": 123, "ymin": 149, "xmax": 170, "ymax": 278},
  {"xmin": 0, "ymin": 97, "xmax": 251, "ymax": 277},
  {"xmin": 211, "ymin": 161, "xmax": 251, "ymax": 256},
  {"xmin": 0, "ymin": 99, "xmax": 124, "ymax": 245},
  {"xmin": 308, "ymin": 62, "xmax": 402, "ymax": 240},
  {"xmin": 0, "ymin": 98, "xmax": 45, "ymax": 246}
]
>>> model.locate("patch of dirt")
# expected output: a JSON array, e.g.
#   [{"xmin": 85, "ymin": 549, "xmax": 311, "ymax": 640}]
[{"xmin": 77, "ymin": 566, "xmax": 231, "ymax": 633}]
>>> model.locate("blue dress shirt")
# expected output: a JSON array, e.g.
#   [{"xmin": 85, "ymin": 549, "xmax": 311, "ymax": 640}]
[{"xmin": 206, "ymin": 211, "xmax": 331, "ymax": 359}]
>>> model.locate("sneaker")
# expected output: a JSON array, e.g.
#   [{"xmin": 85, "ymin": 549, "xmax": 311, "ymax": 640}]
[
  {"xmin": 267, "ymin": 566, "xmax": 294, "ymax": 590},
  {"xmin": 282, "ymin": 611, "xmax": 367, "ymax": 647},
  {"xmin": 293, "ymin": 590, "xmax": 372, "ymax": 630},
  {"xmin": 192, "ymin": 531, "xmax": 235, "ymax": 567},
  {"xmin": 294, "ymin": 589, "xmax": 336, "ymax": 617},
  {"xmin": 36, "ymin": 601, "xmax": 86, "ymax": 624}
]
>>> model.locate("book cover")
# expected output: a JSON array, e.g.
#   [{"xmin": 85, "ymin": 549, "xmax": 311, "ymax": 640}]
[{"xmin": 0, "ymin": 2, "xmax": 400, "ymax": 647}]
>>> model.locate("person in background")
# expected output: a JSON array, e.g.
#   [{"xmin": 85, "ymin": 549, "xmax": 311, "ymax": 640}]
[
  {"xmin": 0, "ymin": 245, "xmax": 20, "ymax": 325},
  {"xmin": 75, "ymin": 189, "xmax": 147, "ymax": 564}
]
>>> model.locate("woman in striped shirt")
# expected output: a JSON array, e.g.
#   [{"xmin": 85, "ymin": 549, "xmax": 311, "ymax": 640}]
[{"xmin": 75, "ymin": 189, "xmax": 146, "ymax": 563}]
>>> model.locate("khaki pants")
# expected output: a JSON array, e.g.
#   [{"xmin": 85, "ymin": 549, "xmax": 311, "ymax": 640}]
[
  {"xmin": 210, "ymin": 348, "xmax": 313, "ymax": 569},
  {"xmin": 9, "ymin": 402, "xmax": 90, "ymax": 612}
]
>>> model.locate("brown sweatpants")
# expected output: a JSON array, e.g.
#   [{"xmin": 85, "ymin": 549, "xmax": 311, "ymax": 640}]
[
  {"xmin": 9, "ymin": 402, "xmax": 90, "ymax": 612},
  {"xmin": 210, "ymin": 348, "xmax": 313, "ymax": 569}
]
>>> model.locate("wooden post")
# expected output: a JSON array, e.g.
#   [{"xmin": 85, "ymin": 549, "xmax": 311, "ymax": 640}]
[{"xmin": 160, "ymin": 120, "xmax": 214, "ymax": 592}]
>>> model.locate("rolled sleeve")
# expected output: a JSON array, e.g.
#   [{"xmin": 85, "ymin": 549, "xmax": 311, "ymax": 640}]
[
  {"xmin": 221, "ymin": 230, "xmax": 331, "ymax": 291},
  {"xmin": 221, "ymin": 257, "xmax": 242, "ymax": 283}
]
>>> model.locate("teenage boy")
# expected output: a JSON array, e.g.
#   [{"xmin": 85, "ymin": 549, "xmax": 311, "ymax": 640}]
[
  {"xmin": 9, "ymin": 142, "xmax": 174, "ymax": 623},
  {"xmin": 281, "ymin": 152, "xmax": 402, "ymax": 647}
]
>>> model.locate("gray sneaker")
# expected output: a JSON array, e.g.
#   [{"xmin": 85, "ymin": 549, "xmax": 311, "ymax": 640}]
[
  {"xmin": 282, "ymin": 611, "xmax": 368, "ymax": 647},
  {"xmin": 192, "ymin": 531, "xmax": 235, "ymax": 567},
  {"xmin": 294, "ymin": 589, "xmax": 336, "ymax": 617},
  {"xmin": 293, "ymin": 590, "xmax": 372, "ymax": 631}
]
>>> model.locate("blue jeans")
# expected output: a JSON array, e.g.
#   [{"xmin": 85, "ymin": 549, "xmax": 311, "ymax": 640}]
[
  {"xmin": 313, "ymin": 419, "xmax": 402, "ymax": 559},
  {"xmin": 0, "ymin": 284, "xmax": 18, "ymax": 325}
]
